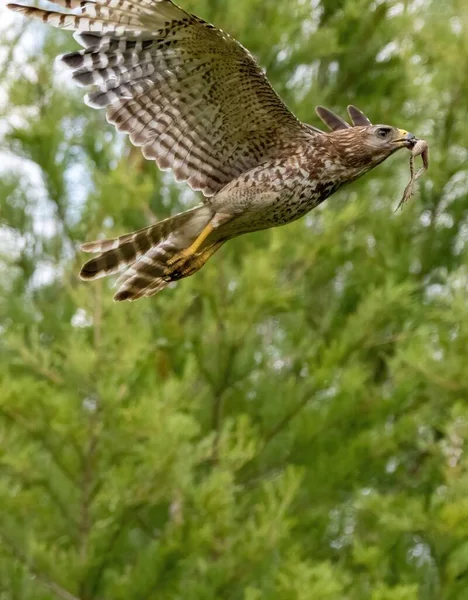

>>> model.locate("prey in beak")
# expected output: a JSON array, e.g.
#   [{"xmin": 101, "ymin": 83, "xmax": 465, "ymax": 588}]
[
  {"xmin": 394, "ymin": 129, "xmax": 418, "ymax": 148},
  {"xmin": 389, "ymin": 128, "xmax": 429, "ymax": 209},
  {"xmin": 397, "ymin": 137, "xmax": 430, "ymax": 209}
]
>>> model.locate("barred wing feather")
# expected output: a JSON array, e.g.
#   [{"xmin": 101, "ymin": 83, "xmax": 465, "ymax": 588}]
[{"xmin": 8, "ymin": 0, "xmax": 308, "ymax": 197}]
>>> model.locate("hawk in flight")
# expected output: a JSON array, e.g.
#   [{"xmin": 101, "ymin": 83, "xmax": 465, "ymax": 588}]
[{"xmin": 9, "ymin": 0, "xmax": 421, "ymax": 301}]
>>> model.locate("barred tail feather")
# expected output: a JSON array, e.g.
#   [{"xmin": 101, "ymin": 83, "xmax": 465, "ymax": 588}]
[
  {"xmin": 112, "ymin": 238, "xmax": 181, "ymax": 301},
  {"xmin": 79, "ymin": 205, "xmax": 212, "ymax": 301}
]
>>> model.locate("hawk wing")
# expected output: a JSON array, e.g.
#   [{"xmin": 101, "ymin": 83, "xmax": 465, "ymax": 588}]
[
  {"xmin": 315, "ymin": 105, "xmax": 373, "ymax": 131},
  {"xmin": 8, "ymin": 0, "xmax": 312, "ymax": 197}
]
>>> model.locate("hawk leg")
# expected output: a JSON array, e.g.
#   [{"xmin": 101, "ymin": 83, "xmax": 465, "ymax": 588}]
[
  {"xmin": 166, "ymin": 222, "xmax": 215, "ymax": 269},
  {"xmin": 164, "ymin": 212, "xmax": 231, "ymax": 278},
  {"xmin": 165, "ymin": 241, "xmax": 224, "ymax": 281}
]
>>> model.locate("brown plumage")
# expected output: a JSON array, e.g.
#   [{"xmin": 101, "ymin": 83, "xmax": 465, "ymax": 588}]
[{"xmin": 8, "ymin": 0, "xmax": 421, "ymax": 301}]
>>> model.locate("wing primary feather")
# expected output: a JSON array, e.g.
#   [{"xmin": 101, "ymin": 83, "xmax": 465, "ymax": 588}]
[
  {"xmin": 315, "ymin": 106, "xmax": 350, "ymax": 131},
  {"xmin": 8, "ymin": 0, "xmax": 313, "ymax": 197},
  {"xmin": 347, "ymin": 105, "xmax": 372, "ymax": 126}
]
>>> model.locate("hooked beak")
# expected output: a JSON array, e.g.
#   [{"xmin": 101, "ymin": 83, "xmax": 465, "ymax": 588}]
[{"xmin": 394, "ymin": 129, "xmax": 417, "ymax": 148}]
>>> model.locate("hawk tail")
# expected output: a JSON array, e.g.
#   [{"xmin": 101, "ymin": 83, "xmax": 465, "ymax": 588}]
[{"xmin": 80, "ymin": 205, "xmax": 213, "ymax": 301}]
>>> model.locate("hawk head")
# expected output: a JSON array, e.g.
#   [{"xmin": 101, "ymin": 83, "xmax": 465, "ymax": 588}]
[{"xmin": 315, "ymin": 105, "xmax": 417, "ymax": 171}]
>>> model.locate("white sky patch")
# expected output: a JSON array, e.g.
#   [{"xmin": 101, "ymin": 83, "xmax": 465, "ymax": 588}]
[
  {"xmin": 387, "ymin": 2, "xmax": 404, "ymax": 18},
  {"xmin": 454, "ymin": 223, "xmax": 468, "ymax": 255},
  {"xmin": 0, "ymin": 4, "xmax": 17, "ymax": 31},
  {"xmin": 71, "ymin": 307, "xmax": 93, "ymax": 328},
  {"xmin": 287, "ymin": 62, "xmax": 318, "ymax": 101},
  {"xmin": 376, "ymin": 41, "xmax": 399, "ymax": 63},
  {"xmin": 0, "ymin": 226, "xmax": 23, "ymax": 259},
  {"xmin": 28, "ymin": 260, "xmax": 59, "ymax": 289},
  {"xmin": 450, "ymin": 17, "xmax": 463, "ymax": 36}
]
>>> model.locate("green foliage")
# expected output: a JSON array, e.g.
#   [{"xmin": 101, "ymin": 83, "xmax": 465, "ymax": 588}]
[{"xmin": 1, "ymin": 0, "xmax": 468, "ymax": 598}]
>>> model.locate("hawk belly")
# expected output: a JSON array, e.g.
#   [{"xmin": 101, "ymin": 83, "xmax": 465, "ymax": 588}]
[{"xmin": 210, "ymin": 162, "xmax": 341, "ymax": 239}]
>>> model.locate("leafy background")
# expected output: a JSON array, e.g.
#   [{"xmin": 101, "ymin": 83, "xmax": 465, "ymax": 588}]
[{"xmin": 1, "ymin": 1, "xmax": 468, "ymax": 598}]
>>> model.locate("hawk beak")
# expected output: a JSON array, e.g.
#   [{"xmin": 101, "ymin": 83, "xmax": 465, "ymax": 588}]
[{"xmin": 394, "ymin": 129, "xmax": 417, "ymax": 148}]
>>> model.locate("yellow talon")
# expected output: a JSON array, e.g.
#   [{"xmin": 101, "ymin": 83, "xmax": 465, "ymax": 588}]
[
  {"xmin": 165, "ymin": 241, "xmax": 224, "ymax": 280},
  {"xmin": 166, "ymin": 222, "xmax": 215, "ymax": 267}
]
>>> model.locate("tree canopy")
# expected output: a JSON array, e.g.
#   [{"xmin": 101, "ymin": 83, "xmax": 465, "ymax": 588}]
[{"xmin": 1, "ymin": 1, "xmax": 468, "ymax": 598}]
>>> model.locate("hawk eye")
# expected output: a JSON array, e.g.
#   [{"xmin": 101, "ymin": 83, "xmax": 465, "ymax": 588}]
[{"xmin": 376, "ymin": 127, "xmax": 391, "ymax": 139}]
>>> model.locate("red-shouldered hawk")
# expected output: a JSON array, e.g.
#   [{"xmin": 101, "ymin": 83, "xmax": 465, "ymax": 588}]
[{"xmin": 8, "ymin": 0, "xmax": 422, "ymax": 301}]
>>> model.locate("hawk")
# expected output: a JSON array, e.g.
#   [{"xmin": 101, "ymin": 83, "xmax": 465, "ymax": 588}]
[{"xmin": 8, "ymin": 0, "xmax": 421, "ymax": 301}]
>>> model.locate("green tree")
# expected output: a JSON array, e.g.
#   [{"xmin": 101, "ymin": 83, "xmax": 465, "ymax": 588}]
[{"xmin": 1, "ymin": 1, "xmax": 468, "ymax": 599}]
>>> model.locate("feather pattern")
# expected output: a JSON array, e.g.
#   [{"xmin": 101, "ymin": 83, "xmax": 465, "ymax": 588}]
[
  {"xmin": 79, "ymin": 205, "xmax": 212, "ymax": 300},
  {"xmin": 8, "ymin": 0, "xmax": 308, "ymax": 197},
  {"xmin": 347, "ymin": 105, "xmax": 373, "ymax": 127},
  {"xmin": 315, "ymin": 106, "xmax": 351, "ymax": 131}
]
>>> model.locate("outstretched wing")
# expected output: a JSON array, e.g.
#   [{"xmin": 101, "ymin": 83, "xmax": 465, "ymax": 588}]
[
  {"xmin": 315, "ymin": 105, "xmax": 373, "ymax": 131},
  {"xmin": 8, "ymin": 0, "xmax": 312, "ymax": 197}
]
